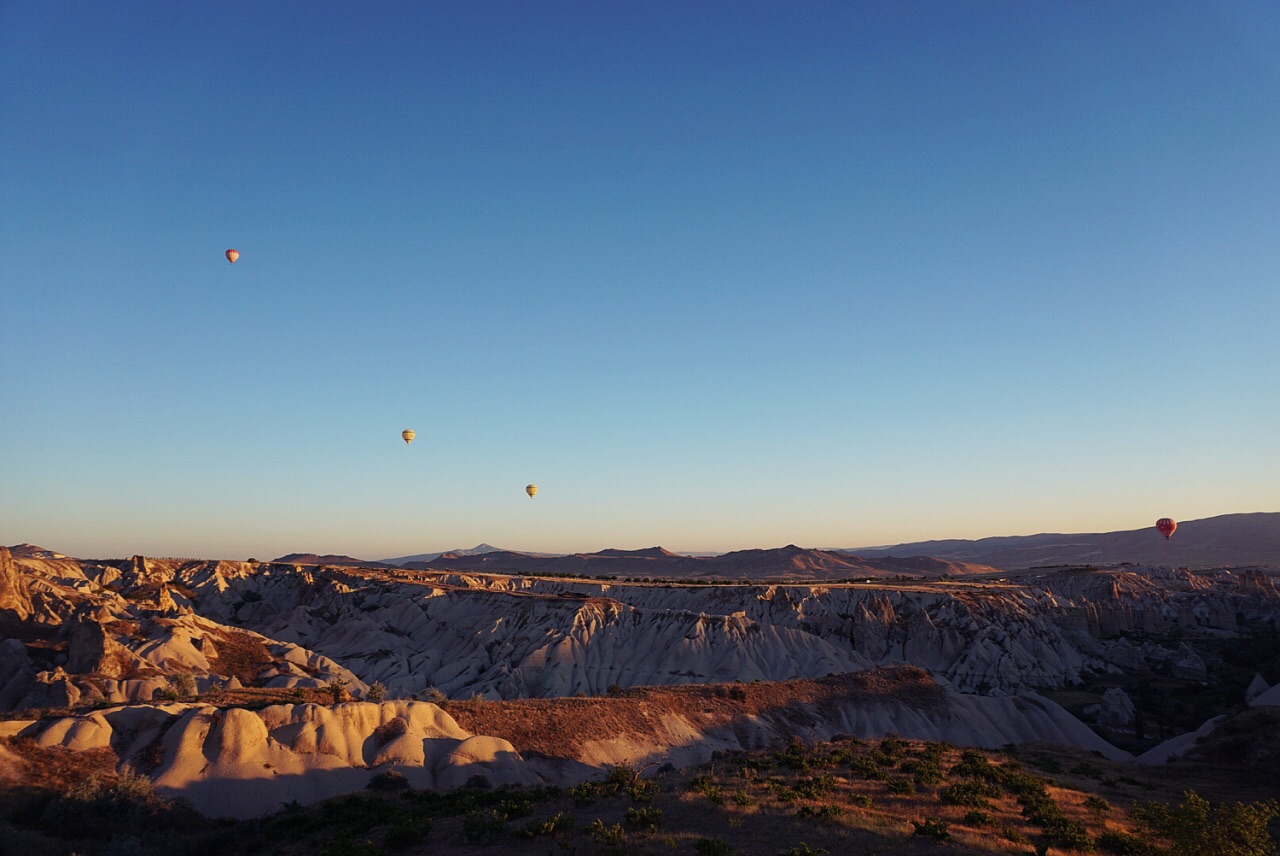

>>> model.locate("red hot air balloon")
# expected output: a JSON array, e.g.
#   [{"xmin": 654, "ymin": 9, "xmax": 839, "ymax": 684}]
[
  {"xmin": 1156, "ymin": 518, "xmax": 1177, "ymax": 540},
  {"xmin": 225, "ymin": 249, "xmax": 239, "ymax": 264}
]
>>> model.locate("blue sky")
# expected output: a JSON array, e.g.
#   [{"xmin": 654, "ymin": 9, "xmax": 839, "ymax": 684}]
[{"xmin": 3, "ymin": 2, "xmax": 1277, "ymax": 560}]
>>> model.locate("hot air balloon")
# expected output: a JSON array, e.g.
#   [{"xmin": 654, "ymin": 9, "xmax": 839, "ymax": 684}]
[
  {"xmin": 1156, "ymin": 518, "xmax": 1177, "ymax": 540},
  {"xmin": 225, "ymin": 249, "xmax": 239, "ymax": 264},
  {"xmin": 401, "ymin": 429, "xmax": 415, "ymax": 445},
  {"xmin": 525, "ymin": 484, "xmax": 538, "ymax": 498}
]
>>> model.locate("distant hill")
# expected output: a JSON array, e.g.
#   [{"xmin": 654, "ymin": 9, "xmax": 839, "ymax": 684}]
[
  {"xmin": 383, "ymin": 544, "xmax": 563, "ymax": 566},
  {"xmin": 271, "ymin": 553, "xmax": 395, "ymax": 569},
  {"xmin": 846, "ymin": 512, "xmax": 1280, "ymax": 570},
  {"xmin": 413, "ymin": 544, "xmax": 996, "ymax": 580},
  {"xmin": 6, "ymin": 544, "xmax": 69, "ymax": 560}
]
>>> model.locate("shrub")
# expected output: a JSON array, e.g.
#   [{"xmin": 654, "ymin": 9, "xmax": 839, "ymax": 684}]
[
  {"xmin": 795, "ymin": 803, "xmax": 842, "ymax": 820},
  {"xmin": 1000, "ymin": 825, "xmax": 1031, "ymax": 845},
  {"xmin": 1031, "ymin": 756, "xmax": 1063, "ymax": 774},
  {"xmin": 792, "ymin": 773, "xmax": 837, "ymax": 800},
  {"xmin": 778, "ymin": 846, "xmax": 827, "ymax": 856},
  {"xmin": 1133, "ymin": 790, "xmax": 1280, "ymax": 856},
  {"xmin": 461, "ymin": 808, "xmax": 504, "ymax": 843},
  {"xmin": 846, "ymin": 793, "xmax": 872, "ymax": 809},
  {"xmin": 519, "ymin": 811, "xmax": 573, "ymax": 839},
  {"xmin": 899, "ymin": 757, "xmax": 944, "ymax": 786},
  {"xmin": 848, "ymin": 756, "xmax": 890, "ymax": 781},
  {"xmin": 695, "ymin": 838, "xmax": 731, "ymax": 855},
  {"xmin": 383, "ymin": 818, "xmax": 430, "ymax": 849},
  {"xmin": 731, "ymin": 789, "xmax": 752, "ymax": 806},
  {"xmin": 371, "ymin": 718, "xmax": 407, "ymax": 747},
  {"xmin": 688, "ymin": 774, "xmax": 724, "ymax": 805},
  {"xmin": 1085, "ymin": 794, "xmax": 1111, "ymax": 813},
  {"xmin": 950, "ymin": 749, "xmax": 998, "ymax": 780},
  {"xmin": 911, "ymin": 817, "xmax": 951, "ymax": 843},
  {"xmin": 365, "ymin": 770, "xmax": 409, "ymax": 792},
  {"xmin": 624, "ymin": 805, "xmax": 663, "ymax": 833},
  {"xmin": 587, "ymin": 818, "xmax": 626, "ymax": 848},
  {"xmin": 366, "ymin": 681, "xmax": 386, "ymax": 702},
  {"xmin": 1096, "ymin": 830, "xmax": 1151, "ymax": 855},
  {"xmin": 938, "ymin": 781, "xmax": 1002, "ymax": 807},
  {"xmin": 962, "ymin": 809, "xmax": 993, "ymax": 826},
  {"xmin": 570, "ymin": 781, "xmax": 600, "ymax": 805},
  {"xmin": 886, "ymin": 778, "xmax": 916, "ymax": 795}
]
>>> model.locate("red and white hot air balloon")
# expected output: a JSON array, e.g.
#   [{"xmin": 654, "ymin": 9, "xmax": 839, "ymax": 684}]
[
  {"xmin": 1156, "ymin": 518, "xmax": 1177, "ymax": 540},
  {"xmin": 225, "ymin": 249, "xmax": 239, "ymax": 264}
]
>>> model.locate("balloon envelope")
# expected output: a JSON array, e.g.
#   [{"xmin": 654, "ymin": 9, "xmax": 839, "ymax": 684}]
[
  {"xmin": 525, "ymin": 484, "xmax": 538, "ymax": 498},
  {"xmin": 401, "ymin": 430, "xmax": 415, "ymax": 445},
  {"xmin": 225, "ymin": 249, "xmax": 239, "ymax": 263},
  {"xmin": 1156, "ymin": 518, "xmax": 1177, "ymax": 540}
]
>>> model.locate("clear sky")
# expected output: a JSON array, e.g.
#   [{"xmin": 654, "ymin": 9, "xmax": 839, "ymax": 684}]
[{"xmin": 3, "ymin": 2, "xmax": 1277, "ymax": 561}]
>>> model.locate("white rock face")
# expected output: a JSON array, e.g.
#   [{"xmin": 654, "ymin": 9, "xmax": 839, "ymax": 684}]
[
  {"xmin": 1098, "ymin": 688, "xmax": 1135, "ymax": 729},
  {"xmin": 12, "ymin": 700, "xmax": 535, "ymax": 818},
  {"xmin": 1246, "ymin": 673, "xmax": 1270, "ymax": 704},
  {"xmin": 15, "ymin": 680, "xmax": 1126, "ymax": 817}
]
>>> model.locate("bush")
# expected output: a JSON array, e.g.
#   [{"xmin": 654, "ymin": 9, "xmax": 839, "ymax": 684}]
[
  {"xmin": 792, "ymin": 773, "xmax": 837, "ymax": 800},
  {"xmin": 1096, "ymin": 831, "xmax": 1152, "ymax": 855},
  {"xmin": 778, "ymin": 846, "xmax": 827, "ymax": 856},
  {"xmin": 570, "ymin": 781, "xmax": 600, "ymax": 805},
  {"xmin": 519, "ymin": 811, "xmax": 573, "ymax": 839},
  {"xmin": 1085, "ymin": 794, "xmax": 1111, "ymax": 813},
  {"xmin": 795, "ymin": 803, "xmax": 842, "ymax": 820},
  {"xmin": 587, "ymin": 818, "xmax": 626, "ymax": 848},
  {"xmin": 886, "ymin": 778, "xmax": 916, "ymax": 795},
  {"xmin": 624, "ymin": 805, "xmax": 662, "ymax": 833},
  {"xmin": 695, "ymin": 838, "xmax": 731, "ymax": 855},
  {"xmin": 383, "ymin": 818, "xmax": 430, "ymax": 849},
  {"xmin": 688, "ymin": 774, "xmax": 724, "ymax": 805},
  {"xmin": 962, "ymin": 809, "xmax": 993, "ymax": 826},
  {"xmin": 365, "ymin": 770, "xmax": 409, "ymax": 792},
  {"xmin": 911, "ymin": 817, "xmax": 950, "ymax": 843},
  {"xmin": 938, "ymin": 780, "xmax": 1002, "ymax": 807},
  {"xmin": 1031, "ymin": 756, "xmax": 1063, "ymax": 774},
  {"xmin": 461, "ymin": 808, "xmax": 504, "ymax": 843},
  {"xmin": 1133, "ymin": 790, "xmax": 1280, "ymax": 856}
]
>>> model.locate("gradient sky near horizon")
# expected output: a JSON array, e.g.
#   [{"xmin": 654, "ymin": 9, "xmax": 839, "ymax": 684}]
[{"xmin": 3, "ymin": 2, "xmax": 1278, "ymax": 561}]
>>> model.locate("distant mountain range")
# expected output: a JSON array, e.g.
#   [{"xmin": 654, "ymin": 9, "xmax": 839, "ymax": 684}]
[
  {"xmin": 845, "ymin": 512, "xmax": 1280, "ymax": 570},
  {"xmin": 271, "ymin": 553, "xmax": 396, "ymax": 569},
  {"xmin": 401, "ymin": 544, "xmax": 996, "ymax": 580},
  {"xmin": 380, "ymin": 544, "xmax": 552, "ymax": 565}
]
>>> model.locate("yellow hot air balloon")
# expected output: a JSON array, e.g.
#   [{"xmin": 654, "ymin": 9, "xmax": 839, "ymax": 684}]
[
  {"xmin": 525, "ymin": 484, "xmax": 538, "ymax": 498},
  {"xmin": 401, "ymin": 429, "xmax": 415, "ymax": 445},
  {"xmin": 225, "ymin": 249, "xmax": 239, "ymax": 264}
]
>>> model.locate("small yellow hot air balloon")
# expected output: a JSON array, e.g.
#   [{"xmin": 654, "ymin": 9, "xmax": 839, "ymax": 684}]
[
  {"xmin": 225, "ymin": 249, "xmax": 239, "ymax": 264},
  {"xmin": 525, "ymin": 484, "xmax": 538, "ymax": 498},
  {"xmin": 401, "ymin": 429, "xmax": 415, "ymax": 445}
]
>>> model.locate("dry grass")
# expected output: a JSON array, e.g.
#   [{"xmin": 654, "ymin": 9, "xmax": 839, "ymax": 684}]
[
  {"xmin": 445, "ymin": 668, "xmax": 944, "ymax": 760},
  {"xmin": 1, "ymin": 738, "xmax": 118, "ymax": 793},
  {"xmin": 205, "ymin": 629, "xmax": 274, "ymax": 686}
]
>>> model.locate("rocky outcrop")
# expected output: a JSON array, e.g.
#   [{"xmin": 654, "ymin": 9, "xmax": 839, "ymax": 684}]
[
  {"xmin": 65, "ymin": 611, "xmax": 150, "ymax": 679},
  {"xmin": 17, "ymin": 700, "xmax": 536, "ymax": 818},
  {"xmin": 0, "ymin": 548, "xmax": 33, "ymax": 623},
  {"xmin": 1, "ymin": 555, "xmax": 1278, "ymax": 712},
  {"xmin": 16, "ymin": 679, "xmax": 1126, "ymax": 818},
  {"xmin": 1098, "ymin": 687, "xmax": 1135, "ymax": 729}
]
